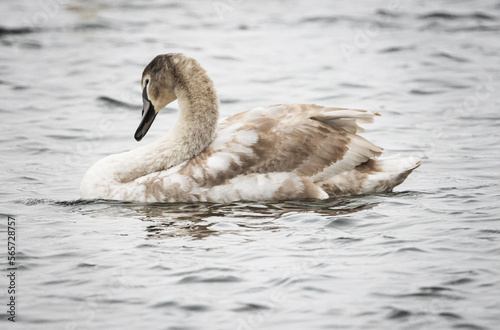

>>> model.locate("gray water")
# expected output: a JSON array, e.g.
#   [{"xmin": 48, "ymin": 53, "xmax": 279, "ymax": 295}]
[{"xmin": 1, "ymin": 0, "xmax": 500, "ymax": 329}]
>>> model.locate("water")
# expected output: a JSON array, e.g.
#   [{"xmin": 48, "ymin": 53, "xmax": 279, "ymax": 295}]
[{"xmin": 1, "ymin": 0, "xmax": 500, "ymax": 329}]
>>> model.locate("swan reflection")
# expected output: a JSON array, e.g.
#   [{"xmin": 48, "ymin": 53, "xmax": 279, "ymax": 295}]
[{"xmin": 70, "ymin": 197, "xmax": 379, "ymax": 239}]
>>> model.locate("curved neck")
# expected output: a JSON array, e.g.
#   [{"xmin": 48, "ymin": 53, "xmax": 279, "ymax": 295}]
[
  {"xmin": 163, "ymin": 81, "xmax": 220, "ymax": 166},
  {"xmin": 112, "ymin": 70, "xmax": 219, "ymax": 184}
]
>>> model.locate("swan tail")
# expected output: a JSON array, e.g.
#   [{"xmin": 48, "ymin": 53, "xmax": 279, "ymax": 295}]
[
  {"xmin": 319, "ymin": 155, "xmax": 421, "ymax": 196},
  {"xmin": 311, "ymin": 108, "xmax": 381, "ymax": 134}
]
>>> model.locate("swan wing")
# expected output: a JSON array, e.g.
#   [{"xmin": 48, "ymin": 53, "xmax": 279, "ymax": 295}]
[{"xmin": 179, "ymin": 104, "xmax": 382, "ymax": 186}]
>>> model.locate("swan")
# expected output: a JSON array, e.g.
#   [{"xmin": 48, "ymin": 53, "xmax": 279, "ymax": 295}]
[{"xmin": 80, "ymin": 53, "xmax": 420, "ymax": 203}]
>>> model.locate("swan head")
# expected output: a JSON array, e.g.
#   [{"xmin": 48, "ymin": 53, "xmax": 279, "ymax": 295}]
[{"xmin": 135, "ymin": 53, "xmax": 182, "ymax": 141}]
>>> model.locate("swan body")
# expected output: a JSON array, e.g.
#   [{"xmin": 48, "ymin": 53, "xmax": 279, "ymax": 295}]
[{"xmin": 80, "ymin": 53, "xmax": 420, "ymax": 203}]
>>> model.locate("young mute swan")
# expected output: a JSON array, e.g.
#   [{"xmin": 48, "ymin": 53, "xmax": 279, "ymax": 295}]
[{"xmin": 80, "ymin": 53, "xmax": 420, "ymax": 203}]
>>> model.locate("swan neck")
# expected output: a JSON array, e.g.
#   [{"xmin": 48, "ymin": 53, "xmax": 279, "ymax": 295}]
[
  {"xmin": 169, "ymin": 72, "xmax": 219, "ymax": 153},
  {"xmin": 136, "ymin": 69, "xmax": 218, "ymax": 177}
]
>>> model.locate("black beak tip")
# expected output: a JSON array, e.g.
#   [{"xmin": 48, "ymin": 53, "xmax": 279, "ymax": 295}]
[{"xmin": 134, "ymin": 131, "xmax": 143, "ymax": 142}]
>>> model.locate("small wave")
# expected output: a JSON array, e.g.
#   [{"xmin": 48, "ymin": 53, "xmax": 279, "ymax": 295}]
[
  {"xmin": 376, "ymin": 9, "xmax": 402, "ymax": 18},
  {"xmin": 443, "ymin": 278, "xmax": 474, "ymax": 286},
  {"xmin": 452, "ymin": 323, "xmax": 487, "ymax": 330},
  {"xmin": 120, "ymin": 2, "xmax": 182, "ymax": 10},
  {"xmin": 419, "ymin": 12, "xmax": 496, "ymax": 20},
  {"xmin": 439, "ymin": 312, "xmax": 462, "ymax": 319},
  {"xmin": 395, "ymin": 247, "xmax": 428, "ymax": 253},
  {"xmin": 77, "ymin": 262, "xmax": 97, "ymax": 268},
  {"xmin": 386, "ymin": 307, "xmax": 463, "ymax": 321},
  {"xmin": 212, "ymin": 55, "xmax": 241, "ymax": 61},
  {"xmin": 339, "ymin": 82, "xmax": 371, "ymax": 89},
  {"xmin": 432, "ymin": 52, "xmax": 469, "ymax": 63},
  {"xmin": 45, "ymin": 134, "xmax": 81, "ymax": 140},
  {"xmin": 480, "ymin": 229, "xmax": 500, "ymax": 234},
  {"xmin": 379, "ymin": 46, "xmax": 415, "ymax": 53},
  {"xmin": 386, "ymin": 307, "xmax": 412, "ymax": 319},
  {"xmin": 0, "ymin": 26, "xmax": 35, "ymax": 36},
  {"xmin": 178, "ymin": 275, "xmax": 242, "ymax": 284},
  {"xmin": 97, "ymin": 96, "xmax": 139, "ymax": 110},
  {"xmin": 74, "ymin": 22, "xmax": 111, "ymax": 31},
  {"xmin": 180, "ymin": 304, "xmax": 210, "ymax": 312},
  {"xmin": 151, "ymin": 301, "xmax": 177, "ymax": 308},
  {"xmin": 448, "ymin": 25, "xmax": 500, "ymax": 32},
  {"xmin": 249, "ymin": 76, "xmax": 293, "ymax": 83},
  {"xmin": 409, "ymin": 89, "xmax": 446, "ymax": 95},
  {"xmin": 233, "ymin": 303, "xmax": 270, "ymax": 312},
  {"xmin": 375, "ymin": 285, "xmax": 463, "ymax": 301},
  {"xmin": 300, "ymin": 16, "xmax": 339, "ymax": 24},
  {"xmin": 419, "ymin": 286, "xmax": 452, "ymax": 293},
  {"xmin": 1, "ymin": 38, "xmax": 42, "ymax": 49},
  {"xmin": 220, "ymin": 98, "xmax": 241, "ymax": 104},
  {"xmin": 300, "ymin": 15, "xmax": 372, "ymax": 25}
]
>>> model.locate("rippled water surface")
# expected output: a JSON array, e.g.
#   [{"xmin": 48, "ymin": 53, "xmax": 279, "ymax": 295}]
[{"xmin": 1, "ymin": 0, "xmax": 500, "ymax": 329}]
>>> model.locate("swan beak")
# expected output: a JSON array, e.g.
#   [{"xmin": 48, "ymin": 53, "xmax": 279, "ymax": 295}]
[{"xmin": 134, "ymin": 99, "xmax": 157, "ymax": 141}]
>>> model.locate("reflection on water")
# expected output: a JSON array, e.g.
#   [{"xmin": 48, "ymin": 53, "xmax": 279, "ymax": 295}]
[
  {"xmin": 42, "ymin": 196, "xmax": 379, "ymax": 239},
  {"xmin": 141, "ymin": 198, "xmax": 379, "ymax": 239}
]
